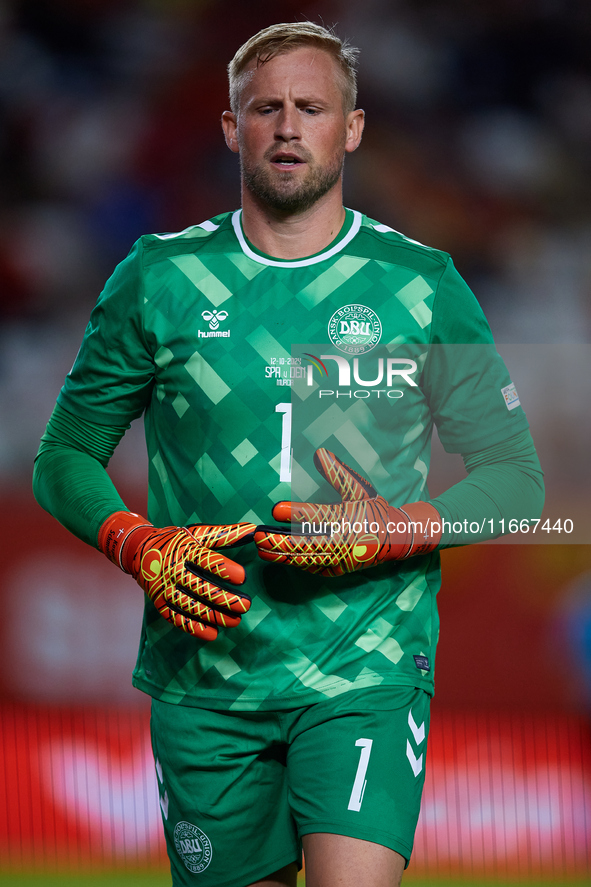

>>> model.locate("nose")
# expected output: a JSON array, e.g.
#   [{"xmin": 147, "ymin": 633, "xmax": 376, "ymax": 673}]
[{"xmin": 274, "ymin": 104, "xmax": 301, "ymax": 141}]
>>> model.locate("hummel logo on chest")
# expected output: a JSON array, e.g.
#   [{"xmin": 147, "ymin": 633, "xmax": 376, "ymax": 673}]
[{"xmin": 199, "ymin": 310, "xmax": 230, "ymax": 338}]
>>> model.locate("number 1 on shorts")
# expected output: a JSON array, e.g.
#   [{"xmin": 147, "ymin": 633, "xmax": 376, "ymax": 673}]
[{"xmin": 348, "ymin": 738, "xmax": 373, "ymax": 812}]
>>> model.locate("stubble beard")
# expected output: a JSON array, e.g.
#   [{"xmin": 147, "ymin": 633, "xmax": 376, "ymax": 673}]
[{"xmin": 241, "ymin": 150, "xmax": 345, "ymax": 214}]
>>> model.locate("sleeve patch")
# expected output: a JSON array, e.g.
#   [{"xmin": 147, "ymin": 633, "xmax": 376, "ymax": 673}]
[{"xmin": 501, "ymin": 382, "xmax": 521, "ymax": 410}]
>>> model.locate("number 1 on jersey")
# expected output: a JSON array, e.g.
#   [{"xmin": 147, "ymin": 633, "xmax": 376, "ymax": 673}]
[{"xmin": 276, "ymin": 403, "xmax": 292, "ymax": 483}]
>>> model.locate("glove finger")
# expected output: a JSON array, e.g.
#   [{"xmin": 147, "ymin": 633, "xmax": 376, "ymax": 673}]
[
  {"xmin": 257, "ymin": 533, "xmax": 382, "ymax": 569},
  {"xmin": 180, "ymin": 570, "xmax": 252, "ymax": 622},
  {"xmin": 187, "ymin": 542, "xmax": 247, "ymax": 585},
  {"xmin": 313, "ymin": 448, "xmax": 377, "ymax": 501},
  {"xmin": 273, "ymin": 489, "xmax": 392, "ymax": 530},
  {"xmin": 255, "ymin": 528, "xmax": 338, "ymax": 567},
  {"xmin": 187, "ymin": 522, "xmax": 256, "ymax": 549},
  {"xmin": 270, "ymin": 501, "xmax": 292, "ymax": 522},
  {"xmin": 255, "ymin": 528, "xmax": 384, "ymax": 574},
  {"xmin": 257, "ymin": 544, "xmax": 328, "ymax": 574},
  {"xmin": 165, "ymin": 584, "xmax": 249, "ymax": 627},
  {"xmin": 151, "ymin": 592, "xmax": 220, "ymax": 641},
  {"xmin": 271, "ymin": 501, "xmax": 341, "ymax": 524},
  {"xmin": 255, "ymin": 525, "xmax": 327, "ymax": 550},
  {"xmin": 257, "ymin": 545, "xmax": 347, "ymax": 578}
]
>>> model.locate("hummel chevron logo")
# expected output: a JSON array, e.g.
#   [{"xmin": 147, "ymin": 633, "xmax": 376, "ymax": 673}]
[
  {"xmin": 408, "ymin": 710, "xmax": 425, "ymax": 745},
  {"xmin": 406, "ymin": 740, "xmax": 424, "ymax": 777},
  {"xmin": 155, "ymin": 759, "xmax": 169, "ymax": 819},
  {"xmin": 202, "ymin": 309, "xmax": 228, "ymax": 330}
]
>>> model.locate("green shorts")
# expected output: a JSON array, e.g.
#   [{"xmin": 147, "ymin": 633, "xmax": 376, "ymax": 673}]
[{"xmin": 151, "ymin": 686, "xmax": 430, "ymax": 887}]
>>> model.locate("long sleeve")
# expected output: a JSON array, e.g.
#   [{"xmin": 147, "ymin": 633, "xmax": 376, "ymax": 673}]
[
  {"xmin": 431, "ymin": 428, "xmax": 544, "ymax": 547},
  {"xmin": 33, "ymin": 402, "xmax": 131, "ymax": 547}
]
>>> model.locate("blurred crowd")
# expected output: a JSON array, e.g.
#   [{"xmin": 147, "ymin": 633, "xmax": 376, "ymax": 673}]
[{"xmin": 1, "ymin": 0, "xmax": 590, "ymax": 482}]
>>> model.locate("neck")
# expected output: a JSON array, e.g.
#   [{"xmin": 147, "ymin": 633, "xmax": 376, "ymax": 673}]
[{"xmin": 239, "ymin": 185, "xmax": 346, "ymax": 259}]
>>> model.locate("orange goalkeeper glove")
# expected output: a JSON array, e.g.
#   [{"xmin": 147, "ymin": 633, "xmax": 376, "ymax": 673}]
[
  {"xmin": 98, "ymin": 511, "xmax": 255, "ymax": 640},
  {"xmin": 254, "ymin": 448, "xmax": 441, "ymax": 577}
]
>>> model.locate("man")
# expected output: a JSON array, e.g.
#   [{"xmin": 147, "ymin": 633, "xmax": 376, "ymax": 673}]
[{"xmin": 33, "ymin": 22, "xmax": 544, "ymax": 887}]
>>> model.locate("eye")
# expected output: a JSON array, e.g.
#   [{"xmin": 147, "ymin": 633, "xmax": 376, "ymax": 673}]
[{"xmin": 304, "ymin": 107, "xmax": 320, "ymax": 115}]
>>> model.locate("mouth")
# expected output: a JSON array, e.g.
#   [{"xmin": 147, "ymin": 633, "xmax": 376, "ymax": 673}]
[{"xmin": 270, "ymin": 152, "xmax": 305, "ymax": 169}]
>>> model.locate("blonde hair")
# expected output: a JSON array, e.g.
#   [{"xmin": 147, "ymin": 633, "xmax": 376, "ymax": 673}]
[{"xmin": 228, "ymin": 21, "xmax": 359, "ymax": 115}]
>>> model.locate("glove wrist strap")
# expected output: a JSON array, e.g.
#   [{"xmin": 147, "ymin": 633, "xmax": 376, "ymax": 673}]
[
  {"xmin": 98, "ymin": 511, "xmax": 152, "ymax": 573},
  {"xmin": 397, "ymin": 502, "xmax": 442, "ymax": 558}
]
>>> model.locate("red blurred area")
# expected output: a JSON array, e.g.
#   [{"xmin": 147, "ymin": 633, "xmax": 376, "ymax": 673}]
[
  {"xmin": 0, "ymin": 702, "xmax": 166, "ymax": 872},
  {"xmin": 437, "ymin": 544, "xmax": 591, "ymax": 710},
  {"xmin": 416, "ymin": 709, "xmax": 591, "ymax": 878}
]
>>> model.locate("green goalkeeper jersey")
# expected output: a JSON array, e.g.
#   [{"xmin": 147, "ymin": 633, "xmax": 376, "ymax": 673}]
[{"xmin": 58, "ymin": 209, "xmax": 529, "ymax": 710}]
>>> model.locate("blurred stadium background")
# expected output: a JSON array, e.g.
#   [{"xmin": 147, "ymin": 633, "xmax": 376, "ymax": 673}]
[{"xmin": 0, "ymin": 0, "xmax": 590, "ymax": 883}]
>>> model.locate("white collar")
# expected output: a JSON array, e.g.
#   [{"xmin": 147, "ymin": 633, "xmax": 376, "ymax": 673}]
[{"xmin": 232, "ymin": 209, "xmax": 362, "ymax": 268}]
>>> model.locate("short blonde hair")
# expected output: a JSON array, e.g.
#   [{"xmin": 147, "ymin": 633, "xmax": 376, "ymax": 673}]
[{"xmin": 228, "ymin": 22, "xmax": 359, "ymax": 115}]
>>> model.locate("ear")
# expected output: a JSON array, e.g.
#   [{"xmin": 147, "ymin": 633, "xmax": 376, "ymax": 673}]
[
  {"xmin": 345, "ymin": 109, "xmax": 365, "ymax": 154},
  {"xmin": 222, "ymin": 111, "xmax": 239, "ymax": 153}
]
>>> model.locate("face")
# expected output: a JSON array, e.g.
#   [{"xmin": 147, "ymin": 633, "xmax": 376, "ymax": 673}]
[{"xmin": 222, "ymin": 46, "xmax": 364, "ymax": 214}]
